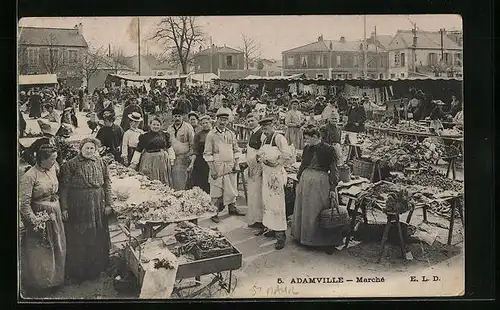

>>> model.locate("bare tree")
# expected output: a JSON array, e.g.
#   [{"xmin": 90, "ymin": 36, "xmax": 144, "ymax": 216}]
[
  {"xmin": 110, "ymin": 47, "xmax": 129, "ymax": 73},
  {"xmin": 151, "ymin": 16, "xmax": 205, "ymax": 75},
  {"xmin": 39, "ymin": 34, "xmax": 64, "ymax": 74},
  {"xmin": 239, "ymin": 34, "xmax": 261, "ymax": 70},
  {"xmin": 79, "ymin": 46, "xmax": 106, "ymax": 85}
]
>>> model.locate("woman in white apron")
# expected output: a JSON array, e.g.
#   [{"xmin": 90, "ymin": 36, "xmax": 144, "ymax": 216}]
[{"xmin": 255, "ymin": 117, "xmax": 294, "ymax": 250}]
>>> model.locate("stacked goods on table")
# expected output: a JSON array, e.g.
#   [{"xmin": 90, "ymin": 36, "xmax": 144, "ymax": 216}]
[
  {"xmin": 173, "ymin": 221, "xmax": 235, "ymax": 260},
  {"xmin": 108, "ymin": 161, "xmax": 217, "ymax": 223},
  {"xmin": 364, "ymin": 137, "xmax": 433, "ymax": 171},
  {"xmin": 365, "ymin": 120, "xmax": 429, "ymax": 134},
  {"xmin": 440, "ymin": 128, "xmax": 463, "ymax": 137},
  {"xmin": 358, "ymin": 181, "xmax": 412, "ymax": 214},
  {"xmin": 387, "ymin": 167, "xmax": 463, "ymax": 218}
]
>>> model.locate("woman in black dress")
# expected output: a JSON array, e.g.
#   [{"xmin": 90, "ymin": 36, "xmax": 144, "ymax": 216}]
[
  {"xmin": 186, "ymin": 115, "xmax": 212, "ymax": 193},
  {"xmin": 129, "ymin": 116, "xmax": 175, "ymax": 186}
]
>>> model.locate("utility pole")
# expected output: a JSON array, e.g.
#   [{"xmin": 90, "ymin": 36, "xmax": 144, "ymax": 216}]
[
  {"xmin": 209, "ymin": 36, "xmax": 213, "ymax": 74},
  {"xmin": 440, "ymin": 28, "xmax": 445, "ymax": 62},
  {"xmin": 137, "ymin": 17, "xmax": 141, "ymax": 75},
  {"xmin": 363, "ymin": 15, "xmax": 368, "ymax": 78},
  {"xmin": 374, "ymin": 26, "xmax": 378, "ymax": 77},
  {"xmin": 412, "ymin": 23, "xmax": 417, "ymax": 72}
]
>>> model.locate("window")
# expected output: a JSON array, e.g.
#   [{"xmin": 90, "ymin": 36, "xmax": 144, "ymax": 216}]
[
  {"xmin": 401, "ymin": 53, "xmax": 406, "ymax": 67},
  {"xmin": 226, "ymin": 55, "xmax": 233, "ymax": 66},
  {"xmin": 316, "ymin": 74, "xmax": 324, "ymax": 78},
  {"xmin": 332, "ymin": 74, "xmax": 337, "ymax": 79},
  {"xmin": 301, "ymin": 55, "xmax": 308, "ymax": 67},
  {"xmin": 353, "ymin": 56, "xmax": 359, "ymax": 67},
  {"xmin": 316, "ymin": 54, "xmax": 322, "ymax": 66},
  {"xmin": 50, "ymin": 48, "xmax": 60, "ymax": 61},
  {"xmin": 394, "ymin": 52, "xmax": 400, "ymax": 67},
  {"xmin": 444, "ymin": 53, "xmax": 452, "ymax": 65},
  {"xmin": 27, "ymin": 48, "xmax": 38, "ymax": 66},
  {"xmin": 287, "ymin": 56, "xmax": 294, "ymax": 66},
  {"xmin": 390, "ymin": 73, "xmax": 396, "ymax": 78},
  {"xmin": 454, "ymin": 53, "xmax": 462, "ymax": 67},
  {"xmin": 249, "ymin": 62, "xmax": 255, "ymax": 68},
  {"xmin": 336, "ymin": 55, "xmax": 341, "ymax": 67},
  {"xmin": 428, "ymin": 53, "xmax": 438, "ymax": 66},
  {"xmin": 447, "ymin": 71, "xmax": 454, "ymax": 78},
  {"xmin": 379, "ymin": 73, "xmax": 384, "ymax": 79},
  {"xmin": 69, "ymin": 50, "xmax": 78, "ymax": 63},
  {"xmin": 400, "ymin": 73, "xmax": 405, "ymax": 78}
]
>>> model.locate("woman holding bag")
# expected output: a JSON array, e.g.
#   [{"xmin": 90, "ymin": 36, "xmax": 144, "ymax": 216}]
[{"xmin": 291, "ymin": 127, "xmax": 342, "ymax": 254}]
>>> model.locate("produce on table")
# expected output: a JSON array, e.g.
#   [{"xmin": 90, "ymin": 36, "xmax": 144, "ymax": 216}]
[
  {"xmin": 173, "ymin": 221, "xmax": 233, "ymax": 259},
  {"xmin": 441, "ymin": 128, "xmax": 463, "ymax": 137},
  {"xmin": 387, "ymin": 167, "xmax": 463, "ymax": 218},
  {"xmin": 366, "ymin": 120, "xmax": 430, "ymax": 134},
  {"xmin": 358, "ymin": 181, "xmax": 412, "ymax": 214},
  {"xmin": 366, "ymin": 137, "xmax": 430, "ymax": 171}
]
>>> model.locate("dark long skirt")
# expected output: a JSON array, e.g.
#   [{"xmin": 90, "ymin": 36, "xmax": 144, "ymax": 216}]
[
  {"xmin": 186, "ymin": 156, "xmax": 210, "ymax": 194},
  {"xmin": 139, "ymin": 151, "xmax": 173, "ymax": 186},
  {"xmin": 65, "ymin": 187, "xmax": 110, "ymax": 282},
  {"xmin": 291, "ymin": 169, "xmax": 343, "ymax": 247},
  {"xmin": 21, "ymin": 201, "xmax": 66, "ymax": 293}
]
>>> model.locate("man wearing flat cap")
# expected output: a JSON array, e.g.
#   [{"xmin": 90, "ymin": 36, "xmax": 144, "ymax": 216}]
[
  {"xmin": 203, "ymin": 107, "xmax": 245, "ymax": 223},
  {"xmin": 254, "ymin": 116, "xmax": 294, "ymax": 250},
  {"xmin": 167, "ymin": 107, "xmax": 195, "ymax": 190}
]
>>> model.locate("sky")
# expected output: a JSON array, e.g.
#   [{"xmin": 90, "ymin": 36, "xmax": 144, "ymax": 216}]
[{"xmin": 18, "ymin": 15, "xmax": 462, "ymax": 60}]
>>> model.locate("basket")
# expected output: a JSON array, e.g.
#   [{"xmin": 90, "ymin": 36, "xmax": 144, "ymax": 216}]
[
  {"xmin": 193, "ymin": 244, "xmax": 235, "ymax": 260},
  {"xmin": 352, "ymin": 159, "xmax": 375, "ymax": 179}
]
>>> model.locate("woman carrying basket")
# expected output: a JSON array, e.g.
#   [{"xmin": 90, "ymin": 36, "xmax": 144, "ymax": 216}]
[{"xmin": 291, "ymin": 127, "xmax": 345, "ymax": 255}]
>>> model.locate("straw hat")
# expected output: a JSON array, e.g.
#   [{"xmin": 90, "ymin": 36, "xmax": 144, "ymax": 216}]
[{"xmin": 128, "ymin": 112, "xmax": 143, "ymax": 122}]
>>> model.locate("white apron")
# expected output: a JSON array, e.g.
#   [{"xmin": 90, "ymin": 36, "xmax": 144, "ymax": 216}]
[
  {"xmin": 171, "ymin": 132, "xmax": 190, "ymax": 190},
  {"xmin": 209, "ymin": 140, "xmax": 238, "ymax": 205},
  {"xmin": 260, "ymin": 135, "xmax": 288, "ymax": 231},
  {"xmin": 246, "ymin": 146, "xmax": 263, "ymax": 223}
]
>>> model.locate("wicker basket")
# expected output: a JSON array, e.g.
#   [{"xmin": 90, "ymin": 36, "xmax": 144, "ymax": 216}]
[
  {"xmin": 193, "ymin": 244, "xmax": 235, "ymax": 260},
  {"xmin": 352, "ymin": 159, "xmax": 375, "ymax": 179}
]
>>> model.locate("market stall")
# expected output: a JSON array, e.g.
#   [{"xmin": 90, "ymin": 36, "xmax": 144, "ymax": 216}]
[
  {"xmin": 18, "ymin": 74, "xmax": 58, "ymax": 91},
  {"xmin": 106, "ymin": 161, "xmax": 241, "ymax": 298}
]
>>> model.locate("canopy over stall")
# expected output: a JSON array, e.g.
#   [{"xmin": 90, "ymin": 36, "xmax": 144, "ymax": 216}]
[{"xmin": 18, "ymin": 74, "xmax": 58, "ymax": 89}]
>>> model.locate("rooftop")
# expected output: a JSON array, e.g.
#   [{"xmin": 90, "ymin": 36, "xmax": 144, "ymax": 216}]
[
  {"xmin": 197, "ymin": 45, "xmax": 243, "ymax": 56},
  {"xmin": 282, "ymin": 38, "xmax": 379, "ymax": 54},
  {"xmin": 390, "ymin": 30, "xmax": 462, "ymax": 50},
  {"xmin": 18, "ymin": 26, "xmax": 88, "ymax": 48}
]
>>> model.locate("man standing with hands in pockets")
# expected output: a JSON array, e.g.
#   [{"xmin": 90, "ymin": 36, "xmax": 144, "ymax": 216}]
[{"xmin": 204, "ymin": 107, "xmax": 246, "ymax": 223}]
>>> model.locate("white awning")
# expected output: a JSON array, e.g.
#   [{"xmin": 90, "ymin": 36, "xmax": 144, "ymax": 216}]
[
  {"xmin": 18, "ymin": 74, "xmax": 58, "ymax": 86},
  {"xmin": 189, "ymin": 73, "xmax": 219, "ymax": 82}
]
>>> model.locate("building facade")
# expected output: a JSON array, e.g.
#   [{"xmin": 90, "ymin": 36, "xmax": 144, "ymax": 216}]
[
  {"xmin": 18, "ymin": 24, "xmax": 89, "ymax": 87},
  {"xmin": 194, "ymin": 45, "xmax": 245, "ymax": 74},
  {"xmin": 387, "ymin": 30, "xmax": 463, "ymax": 78},
  {"xmin": 281, "ymin": 35, "xmax": 390, "ymax": 79}
]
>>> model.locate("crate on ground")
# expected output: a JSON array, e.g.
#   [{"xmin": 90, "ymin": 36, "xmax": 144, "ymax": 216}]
[
  {"xmin": 352, "ymin": 158, "xmax": 375, "ymax": 179},
  {"xmin": 193, "ymin": 244, "xmax": 237, "ymax": 260}
]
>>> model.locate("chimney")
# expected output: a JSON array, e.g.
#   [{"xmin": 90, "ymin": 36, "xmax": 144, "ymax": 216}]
[
  {"xmin": 318, "ymin": 35, "xmax": 323, "ymax": 42},
  {"xmin": 75, "ymin": 23, "xmax": 83, "ymax": 36},
  {"xmin": 340, "ymin": 36, "xmax": 346, "ymax": 43},
  {"xmin": 412, "ymin": 28, "xmax": 418, "ymax": 47}
]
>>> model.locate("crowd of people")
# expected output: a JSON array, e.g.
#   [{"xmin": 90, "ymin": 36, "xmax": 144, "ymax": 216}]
[{"xmin": 19, "ymin": 80, "xmax": 464, "ymax": 297}]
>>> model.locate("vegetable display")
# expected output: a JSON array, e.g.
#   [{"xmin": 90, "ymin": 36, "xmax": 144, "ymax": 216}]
[
  {"xmin": 54, "ymin": 136, "xmax": 79, "ymax": 161},
  {"xmin": 365, "ymin": 120, "xmax": 430, "ymax": 134},
  {"xmin": 108, "ymin": 161, "xmax": 216, "ymax": 222},
  {"xmin": 173, "ymin": 221, "xmax": 233, "ymax": 259}
]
